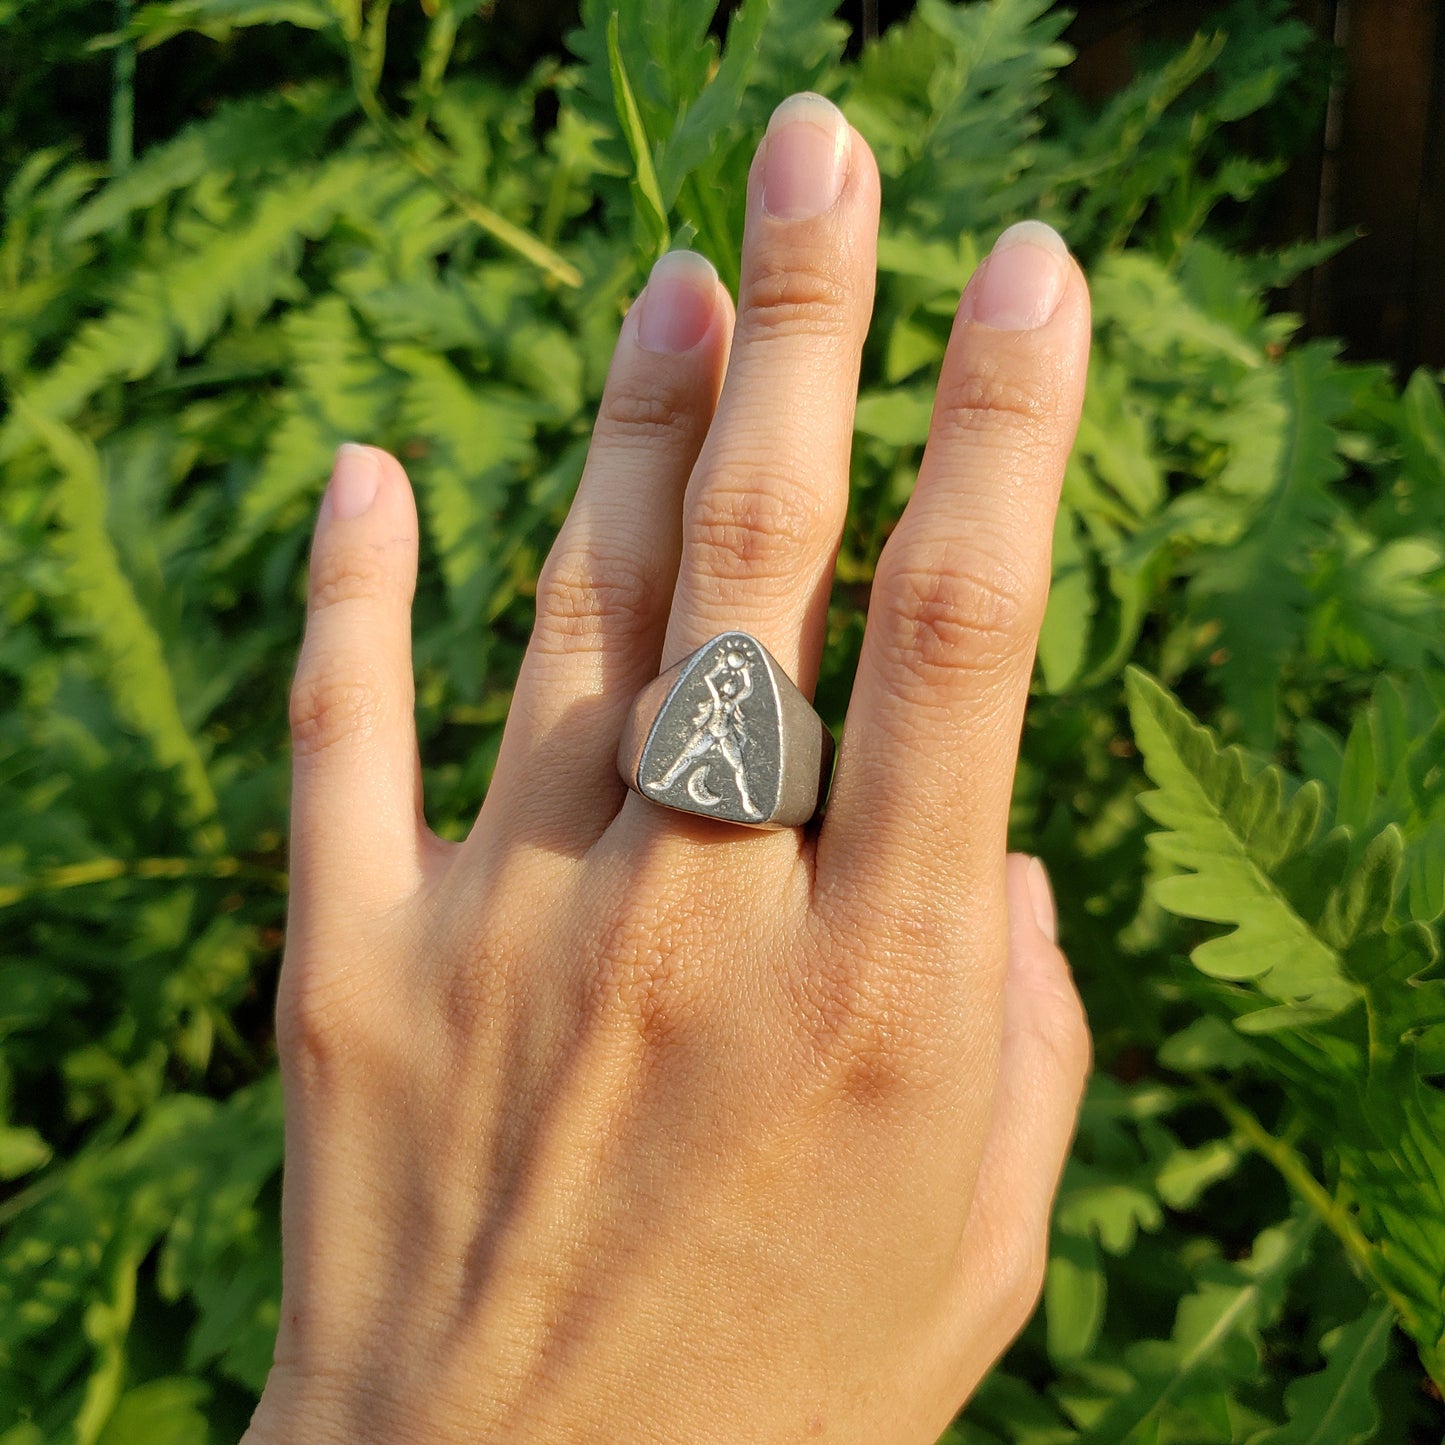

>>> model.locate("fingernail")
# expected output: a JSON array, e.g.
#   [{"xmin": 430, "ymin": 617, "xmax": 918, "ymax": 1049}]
[
  {"xmin": 326, "ymin": 443, "xmax": 380, "ymax": 520},
  {"xmin": 961, "ymin": 220, "xmax": 1069, "ymax": 331},
  {"xmin": 1026, "ymin": 857, "xmax": 1057, "ymax": 944},
  {"xmin": 636, "ymin": 250, "xmax": 719, "ymax": 354},
  {"xmin": 761, "ymin": 92, "xmax": 850, "ymax": 221}
]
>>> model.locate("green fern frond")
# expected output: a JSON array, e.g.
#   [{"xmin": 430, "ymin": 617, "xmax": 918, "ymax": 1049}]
[
  {"xmin": 1187, "ymin": 345, "xmax": 1352, "ymax": 743},
  {"xmin": 63, "ymin": 84, "xmax": 349, "ymax": 243},
  {"xmin": 0, "ymin": 1077, "xmax": 281, "ymax": 1411},
  {"xmin": 1091, "ymin": 249, "xmax": 1264, "ymax": 373},
  {"xmin": 1398, "ymin": 369, "xmax": 1445, "ymax": 538},
  {"xmin": 1069, "ymin": 352, "xmax": 1166, "ymax": 524},
  {"xmin": 231, "ymin": 296, "xmax": 398, "ymax": 549},
  {"xmin": 605, "ymin": 10, "xmax": 670, "ymax": 260},
  {"xmin": 1331, "ymin": 1062, "xmax": 1445, "ymax": 1383},
  {"xmin": 846, "ymin": 0, "xmax": 1070, "ymax": 235},
  {"xmin": 388, "ymin": 345, "xmax": 538, "ymax": 618},
  {"xmin": 1072, "ymin": 1214, "xmax": 1316, "ymax": 1445},
  {"xmin": 569, "ymin": 0, "xmax": 719, "ymax": 171},
  {"xmin": 118, "ymin": 0, "xmax": 334, "ymax": 48},
  {"xmin": 1129, "ymin": 670, "xmax": 1445, "ymax": 1381},
  {"xmin": 1308, "ymin": 528, "xmax": 1445, "ymax": 677},
  {"xmin": 1245, "ymin": 1303, "xmax": 1390, "ymax": 1444},
  {"xmin": 1049, "ymin": 30, "xmax": 1225, "ymax": 218},
  {"xmin": 656, "ymin": 0, "xmax": 839, "ymax": 205},
  {"xmin": 15, "ymin": 401, "xmax": 220, "ymax": 837},
  {"xmin": 1126, "ymin": 668, "xmax": 1356, "ymax": 1027},
  {"xmin": 0, "ymin": 153, "xmax": 381, "ymax": 464}
]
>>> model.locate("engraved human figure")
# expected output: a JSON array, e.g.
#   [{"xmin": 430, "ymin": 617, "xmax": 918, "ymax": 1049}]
[{"xmin": 648, "ymin": 648, "xmax": 762, "ymax": 818}]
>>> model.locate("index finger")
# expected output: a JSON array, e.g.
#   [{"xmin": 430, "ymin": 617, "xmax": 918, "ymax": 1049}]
[{"xmin": 817, "ymin": 222, "xmax": 1090, "ymax": 928}]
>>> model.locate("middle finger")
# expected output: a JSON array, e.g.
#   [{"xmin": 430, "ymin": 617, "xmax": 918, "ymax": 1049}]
[{"xmin": 660, "ymin": 93, "xmax": 880, "ymax": 695}]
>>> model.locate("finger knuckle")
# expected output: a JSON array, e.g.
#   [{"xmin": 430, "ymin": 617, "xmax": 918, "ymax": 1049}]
[
  {"xmin": 308, "ymin": 541, "xmax": 400, "ymax": 613},
  {"xmin": 275, "ymin": 954, "xmax": 397, "ymax": 1083},
  {"xmin": 531, "ymin": 545, "xmax": 662, "ymax": 653},
  {"xmin": 580, "ymin": 895, "xmax": 709, "ymax": 1055},
  {"xmin": 873, "ymin": 543, "xmax": 1037, "ymax": 692},
  {"xmin": 594, "ymin": 389, "xmax": 700, "ymax": 450},
  {"xmin": 740, "ymin": 256, "xmax": 853, "ymax": 343},
  {"xmin": 436, "ymin": 946, "xmax": 512, "ymax": 1060},
  {"xmin": 289, "ymin": 658, "xmax": 385, "ymax": 759},
  {"xmin": 994, "ymin": 1224, "xmax": 1049, "ymax": 1336},
  {"xmin": 933, "ymin": 355, "xmax": 1055, "ymax": 454},
  {"xmin": 786, "ymin": 914, "xmax": 957, "ymax": 1111},
  {"xmin": 686, "ymin": 471, "xmax": 828, "ymax": 585},
  {"xmin": 1027, "ymin": 964, "xmax": 1093, "ymax": 1092}
]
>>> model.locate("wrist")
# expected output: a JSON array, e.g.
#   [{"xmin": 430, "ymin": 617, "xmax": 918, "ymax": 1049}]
[{"xmin": 243, "ymin": 1369, "xmax": 549, "ymax": 1445}]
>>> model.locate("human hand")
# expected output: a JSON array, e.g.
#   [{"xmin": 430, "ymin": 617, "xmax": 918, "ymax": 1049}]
[{"xmin": 245, "ymin": 92, "xmax": 1091, "ymax": 1444}]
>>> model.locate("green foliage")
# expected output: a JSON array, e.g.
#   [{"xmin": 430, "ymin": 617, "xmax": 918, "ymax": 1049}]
[
  {"xmin": 1, "ymin": 0, "xmax": 1442, "ymax": 1440},
  {"xmin": 1250, "ymin": 1304, "xmax": 1393, "ymax": 1445}
]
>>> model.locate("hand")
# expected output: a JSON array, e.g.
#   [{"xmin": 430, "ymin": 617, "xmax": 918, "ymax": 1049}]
[{"xmin": 246, "ymin": 92, "xmax": 1092, "ymax": 1444}]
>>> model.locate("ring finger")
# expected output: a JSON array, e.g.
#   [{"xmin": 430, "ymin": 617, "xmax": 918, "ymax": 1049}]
[{"xmin": 482, "ymin": 251, "xmax": 733, "ymax": 852}]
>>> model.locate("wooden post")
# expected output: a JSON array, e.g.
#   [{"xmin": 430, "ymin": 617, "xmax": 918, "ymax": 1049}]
[{"xmin": 1323, "ymin": 0, "xmax": 1445, "ymax": 369}]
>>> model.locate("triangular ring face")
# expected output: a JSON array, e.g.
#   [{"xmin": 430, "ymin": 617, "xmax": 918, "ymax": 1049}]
[{"xmin": 637, "ymin": 633, "xmax": 783, "ymax": 824}]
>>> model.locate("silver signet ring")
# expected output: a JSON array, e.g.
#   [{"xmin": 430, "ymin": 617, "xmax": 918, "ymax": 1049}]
[{"xmin": 617, "ymin": 632, "xmax": 834, "ymax": 829}]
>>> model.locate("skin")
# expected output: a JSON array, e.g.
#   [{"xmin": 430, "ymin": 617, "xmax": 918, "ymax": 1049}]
[{"xmin": 244, "ymin": 99, "xmax": 1092, "ymax": 1444}]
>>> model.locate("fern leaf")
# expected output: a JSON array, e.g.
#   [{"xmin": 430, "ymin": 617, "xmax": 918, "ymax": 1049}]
[
  {"xmin": 230, "ymin": 296, "xmax": 397, "ymax": 550},
  {"xmin": 568, "ymin": 0, "xmax": 717, "ymax": 255},
  {"xmin": 1050, "ymin": 31, "xmax": 1224, "ymax": 235},
  {"xmin": 1309, "ymin": 528, "xmax": 1445, "ymax": 677},
  {"xmin": 1129, "ymin": 672, "xmax": 1445, "ymax": 1381},
  {"xmin": 1398, "ymin": 369, "xmax": 1445, "ymax": 538},
  {"xmin": 120, "ymin": 0, "xmax": 333, "ymax": 48},
  {"xmin": 1053, "ymin": 4, "xmax": 1309, "ymax": 251},
  {"xmin": 0, "ymin": 1078, "xmax": 281, "ymax": 1421},
  {"xmin": 606, "ymin": 12, "xmax": 670, "ymax": 259},
  {"xmin": 0, "ymin": 153, "xmax": 380, "ymax": 464},
  {"xmin": 1090, "ymin": 250, "xmax": 1264, "ymax": 371},
  {"xmin": 1072, "ymin": 1215, "xmax": 1316, "ymax": 1444},
  {"xmin": 1247, "ymin": 1304, "xmax": 1391, "ymax": 1445},
  {"xmin": 743, "ymin": 0, "xmax": 847, "ymax": 109},
  {"xmin": 654, "ymin": 0, "xmax": 770, "ymax": 205},
  {"xmin": 1188, "ymin": 345, "xmax": 1353, "ymax": 744},
  {"xmin": 16, "ymin": 401, "xmax": 220, "ymax": 835},
  {"xmin": 63, "ymin": 84, "xmax": 348, "ymax": 242},
  {"xmin": 1036, "ymin": 505, "xmax": 1095, "ymax": 693},
  {"xmin": 1125, "ymin": 668, "xmax": 1357, "ymax": 1025},
  {"xmin": 846, "ymin": 0, "xmax": 1070, "ymax": 236},
  {"xmin": 571, "ymin": 0, "xmax": 718, "ymax": 143},
  {"xmin": 1313, "ymin": 1045, "xmax": 1445, "ymax": 1385},
  {"xmin": 1070, "ymin": 353, "xmax": 1165, "ymax": 523},
  {"xmin": 387, "ymin": 345, "xmax": 538, "ymax": 620}
]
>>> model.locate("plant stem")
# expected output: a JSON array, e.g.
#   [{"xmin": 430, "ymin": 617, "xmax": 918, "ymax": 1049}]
[
  {"xmin": 0, "ymin": 856, "xmax": 287, "ymax": 909},
  {"xmin": 540, "ymin": 149, "xmax": 575, "ymax": 249},
  {"xmin": 1190, "ymin": 1070, "xmax": 1416, "ymax": 1325},
  {"xmin": 342, "ymin": 29, "xmax": 581, "ymax": 288},
  {"xmin": 411, "ymin": 0, "xmax": 458, "ymax": 135},
  {"xmin": 109, "ymin": 0, "xmax": 135, "ymax": 174},
  {"xmin": 683, "ymin": 171, "xmax": 738, "ymax": 295},
  {"xmin": 360, "ymin": 0, "xmax": 392, "ymax": 89}
]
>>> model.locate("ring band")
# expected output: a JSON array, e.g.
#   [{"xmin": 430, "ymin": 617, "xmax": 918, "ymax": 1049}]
[{"xmin": 618, "ymin": 632, "xmax": 834, "ymax": 829}]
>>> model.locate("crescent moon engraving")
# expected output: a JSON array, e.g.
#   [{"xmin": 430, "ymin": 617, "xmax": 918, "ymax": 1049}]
[{"xmin": 686, "ymin": 766, "xmax": 723, "ymax": 807}]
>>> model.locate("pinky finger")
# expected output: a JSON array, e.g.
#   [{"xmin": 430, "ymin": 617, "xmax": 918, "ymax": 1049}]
[
  {"xmin": 288, "ymin": 445, "xmax": 428, "ymax": 922},
  {"xmin": 945, "ymin": 854, "xmax": 1091, "ymax": 1365}
]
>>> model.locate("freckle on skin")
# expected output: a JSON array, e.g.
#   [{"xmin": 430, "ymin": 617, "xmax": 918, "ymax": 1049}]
[{"xmin": 807, "ymin": 1415, "xmax": 824, "ymax": 1436}]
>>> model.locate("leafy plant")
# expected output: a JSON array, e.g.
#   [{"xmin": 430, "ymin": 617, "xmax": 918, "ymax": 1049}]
[{"xmin": 1, "ymin": 0, "xmax": 1442, "ymax": 1440}]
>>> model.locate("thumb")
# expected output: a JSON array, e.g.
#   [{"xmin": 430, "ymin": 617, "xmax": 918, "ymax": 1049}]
[{"xmin": 946, "ymin": 854, "xmax": 1091, "ymax": 1351}]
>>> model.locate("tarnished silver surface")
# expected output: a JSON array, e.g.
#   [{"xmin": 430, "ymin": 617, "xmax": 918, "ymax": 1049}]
[{"xmin": 618, "ymin": 632, "xmax": 834, "ymax": 829}]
